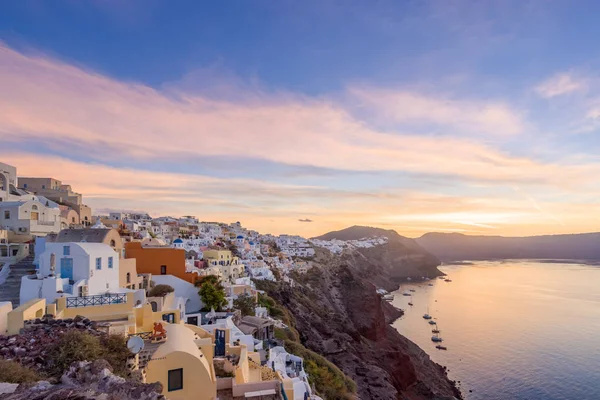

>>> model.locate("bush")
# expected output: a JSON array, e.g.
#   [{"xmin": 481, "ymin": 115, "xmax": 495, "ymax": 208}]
[
  {"xmin": 148, "ymin": 284, "xmax": 175, "ymax": 297},
  {"xmin": 0, "ymin": 360, "xmax": 42, "ymax": 383},
  {"xmin": 283, "ymin": 340, "xmax": 357, "ymax": 400},
  {"xmin": 47, "ymin": 331, "xmax": 103, "ymax": 377},
  {"xmin": 47, "ymin": 331, "xmax": 131, "ymax": 378},
  {"xmin": 233, "ymin": 293, "xmax": 256, "ymax": 316}
]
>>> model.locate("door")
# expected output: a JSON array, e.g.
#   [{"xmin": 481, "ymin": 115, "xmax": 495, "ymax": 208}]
[
  {"xmin": 162, "ymin": 313, "xmax": 175, "ymax": 324},
  {"xmin": 215, "ymin": 329, "xmax": 226, "ymax": 356},
  {"xmin": 60, "ymin": 258, "xmax": 73, "ymax": 281},
  {"xmin": 187, "ymin": 316, "xmax": 198, "ymax": 326}
]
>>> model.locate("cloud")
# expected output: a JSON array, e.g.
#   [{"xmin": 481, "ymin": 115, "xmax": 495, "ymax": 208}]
[
  {"xmin": 0, "ymin": 43, "xmax": 587, "ymax": 189},
  {"xmin": 535, "ymin": 73, "xmax": 585, "ymax": 98},
  {"xmin": 298, "ymin": 218, "xmax": 313, "ymax": 223},
  {"xmin": 347, "ymin": 86, "xmax": 525, "ymax": 135}
]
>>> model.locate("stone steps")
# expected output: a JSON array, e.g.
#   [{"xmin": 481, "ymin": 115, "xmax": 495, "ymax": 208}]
[{"xmin": 0, "ymin": 256, "xmax": 35, "ymax": 308}]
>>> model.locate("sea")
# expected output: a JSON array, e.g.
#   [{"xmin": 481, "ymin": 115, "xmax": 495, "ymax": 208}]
[{"xmin": 391, "ymin": 260, "xmax": 600, "ymax": 400}]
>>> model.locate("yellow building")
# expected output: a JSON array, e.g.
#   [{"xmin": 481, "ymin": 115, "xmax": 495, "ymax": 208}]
[
  {"xmin": 203, "ymin": 249, "xmax": 243, "ymax": 281},
  {"xmin": 146, "ymin": 324, "xmax": 217, "ymax": 400}
]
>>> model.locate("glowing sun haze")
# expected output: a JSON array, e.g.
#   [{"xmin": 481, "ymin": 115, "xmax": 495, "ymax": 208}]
[{"xmin": 2, "ymin": 1, "xmax": 600, "ymax": 237}]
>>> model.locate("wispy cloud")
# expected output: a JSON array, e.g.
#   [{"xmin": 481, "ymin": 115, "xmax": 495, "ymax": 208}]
[
  {"xmin": 0, "ymin": 43, "xmax": 596, "ymax": 189},
  {"xmin": 348, "ymin": 86, "xmax": 525, "ymax": 136},
  {"xmin": 535, "ymin": 72, "xmax": 585, "ymax": 98}
]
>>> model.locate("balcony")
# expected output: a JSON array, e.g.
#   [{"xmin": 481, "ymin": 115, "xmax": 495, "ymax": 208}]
[
  {"xmin": 35, "ymin": 220, "xmax": 56, "ymax": 226},
  {"xmin": 65, "ymin": 293, "xmax": 127, "ymax": 308}
]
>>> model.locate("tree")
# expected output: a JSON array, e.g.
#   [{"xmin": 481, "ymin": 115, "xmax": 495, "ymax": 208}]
[
  {"xmin": 148, "ymin": 284, "xmax": 174, "ymax": 297},
  {"xmin": 195, "ymin": 274, "xmax": 221, "ymax": 288},
  {"xmin": 199, "ymin": 280, "xmax": 227, "ymax": 311},
  {"xmin": 233, "ymin": 293, "xmax": 256, "ymax": 316}
]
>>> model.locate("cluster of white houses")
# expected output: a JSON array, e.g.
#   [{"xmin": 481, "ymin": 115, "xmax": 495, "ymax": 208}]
[{"xmin": 0, "ymin": 162, "xmax": 334, "ymax": 400}]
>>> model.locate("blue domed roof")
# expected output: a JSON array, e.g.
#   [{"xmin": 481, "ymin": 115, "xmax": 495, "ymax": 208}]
[
  {"xmin": 237, "ymin": 235, "xmax": 244, "ymax": 239},
  {"xmin": 249, "ymin": 241, "xmax": 255, "ymax": 245},
  {"xmin": 173, "ymin": 238, "xmax": 183, "ymax": 243}
]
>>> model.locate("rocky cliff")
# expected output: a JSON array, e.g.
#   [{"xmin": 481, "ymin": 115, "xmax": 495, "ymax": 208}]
[{"xmin": 262, "ymin": 228, "xmax": 460, "ymax": 400}]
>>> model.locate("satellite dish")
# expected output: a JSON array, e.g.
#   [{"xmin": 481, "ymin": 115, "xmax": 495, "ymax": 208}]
[{"xmin": 127, "ymin": 336, "xmax": 145, "ymax": 355}]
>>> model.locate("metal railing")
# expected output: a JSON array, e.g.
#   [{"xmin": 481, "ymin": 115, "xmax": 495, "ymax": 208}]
[
  {"xmin": 65, "ymin": 293, "xmax": 127, "ymax": 308},
  {"xmin": 36, "ymin": 220, "xmax": 56, "ymax": 226}
]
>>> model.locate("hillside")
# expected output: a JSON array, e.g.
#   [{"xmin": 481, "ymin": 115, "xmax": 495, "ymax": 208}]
[
  {"xmin": 312, "ymin": 226, "xmax": 398, "ymax": 241},
  {"xmin": 256, "ymin": 247, "xmax": 460, "ymax": 400},
  {"xmin": 313, "ymin": 226, "xmax": 443, "ymax": 284},
  {"xmin": 417, "ymin": 232, "xmax": 600, "ymax": 262}
]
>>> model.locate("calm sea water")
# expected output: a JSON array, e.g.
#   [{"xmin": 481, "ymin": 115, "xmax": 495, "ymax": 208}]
[{"xmin": 391, "ymin": 261, "xmax": 600, "ymax": 400}]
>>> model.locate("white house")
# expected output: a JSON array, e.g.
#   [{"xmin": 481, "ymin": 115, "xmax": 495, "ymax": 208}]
[
  {"xmin": 0, "ymin": 200, "xmax": 61, "ymax": 236},
  {"xmin": 21, "ymin": 242, "xmax": 123, "ymax": 305}
]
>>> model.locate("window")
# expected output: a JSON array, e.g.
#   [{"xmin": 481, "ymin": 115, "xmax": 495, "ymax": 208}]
[
  {"xmin": 42, "ymin": 185, "xmax": 45, "ymax": 189},
  {"xmin": 23, "ymin": 184, "xmax": 27, "ymax": 189},
  {"xmin": 3, "ymin": 211, "xmax": 9, "ymax": 220},
  {"xmin": 63, "ymin": 246, "xmax": 70, "ymax": 256},
  {"xmin": 96, "ymin": 257, "xmax": 102, "ymax": 270},
  {"xmin": 31, "ymin": 205, "xmax": 37, "ymax": 211},
  {"xmin": 110, "ymin": 239, "xmax": 116, "ymax": 247},
  {"xmin": 161, "ymin": 265, "xmax": 167, "ymax": 275},
  {"xmin": 126, "ymin": 272, "xmax": 130, "ymax": 283},
  {"xmin": 108, "ymin": 257, "xmax": 113, "ymax": 269}
]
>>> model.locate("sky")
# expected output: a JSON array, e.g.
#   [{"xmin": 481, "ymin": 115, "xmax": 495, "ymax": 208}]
[{"xmin": 2, "ymin": 0, "xmax": 600, "ymax": 238}]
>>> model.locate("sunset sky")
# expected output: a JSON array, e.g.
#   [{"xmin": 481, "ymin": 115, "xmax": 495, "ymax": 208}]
[{"xmin": 2, "ymin": 1, "xmax": 600, "ymax": 237}]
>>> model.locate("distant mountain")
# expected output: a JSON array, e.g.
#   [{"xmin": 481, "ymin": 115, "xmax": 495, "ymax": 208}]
[
  {"xmin": 312, "ymin": 225, "xmax": 398, "ymax": 241},
  {"xmin": 416, "ymin": 232, "xmax": 600, "ymax": 262}
]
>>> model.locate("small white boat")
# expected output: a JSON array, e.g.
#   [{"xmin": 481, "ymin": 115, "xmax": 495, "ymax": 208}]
[
  {"xmin": 409, "ymin": 289, "xmax": 416, "ymax": 292},
  {"xmin": 423, "ymin": 306, "xmax": 432, "ymax": 319},
  {"xmin": 383, "ymin": 294, "xmax": 394, "ymax": 301},
  {"xmin": 402, "ymin": 291, "xmax": 411, "ymax": 296},
  {"xmin": 431, "ymin": 334, "xmax": 443, "ymax": 342},
  {"xmin": 428, "ymin": 320, "xmax": 437, "ymax": 325}
]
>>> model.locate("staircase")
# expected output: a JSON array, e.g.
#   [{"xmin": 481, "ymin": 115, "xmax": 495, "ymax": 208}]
[{"xmin": 0, "ymin": 255, "xmax": 36, "ymax": 308}]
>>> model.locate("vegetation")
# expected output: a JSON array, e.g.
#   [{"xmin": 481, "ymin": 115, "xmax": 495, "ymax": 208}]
[
  {"xmin": 255, "ymin": 286, "xmax": 357, "ymax": 400},
  {"xmin": 0, "ymin": 360, "xmax": 42, "ymax": 383},
  {"xmin": 199, "ymin": 278, "xmax": 227, "ymax": 311},
  {"xmin": 47, "ymin": 331, "xmax": 131, "ymax": 378},
  {"xmin": 284, "ymin": 340, "xmax": 357, "ymax": 400},
  {"xmin": 148, "ymin": 284, "xmax": 175, "ymax": 297},
  {"xmin": 233, "ymin": 293, "xmax": 256, "ymax": 316}
]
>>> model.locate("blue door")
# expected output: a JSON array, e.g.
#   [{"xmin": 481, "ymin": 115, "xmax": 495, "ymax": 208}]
[
  {"xmin": 60, "ymin": 258, "xmax": 73, "ymax": 281},
  {"xmin": 215, "ymin": 329, "xmax": 226, "ymax": 356}
]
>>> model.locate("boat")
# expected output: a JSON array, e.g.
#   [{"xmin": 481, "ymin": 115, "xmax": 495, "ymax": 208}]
[
  {"xmin": 428, "ymin": 320, "xmax": 437, "ymax": 325},
  {"xmin": 435, "ymin": 345, "xmax": 447, "ymax": 350},
  {"xmin": 402, "ymin": 292, "xmax": 411, "ymax": 296},
  {"xmin": 408, "ymin": 295, "xmax": 413, "ymax": 306},
  {"xmin": 383, "ymin": 294, "xmax": 394, "ymax": 301},
  {"xmin": 428, "ymin": 283, "xmax": 434, "ymax": 286},
  {"xmin": 444, "ymin": 279, "xmax": 452, "ymax": 282},
  {"xmin": 431, "ymin": 324, "xmax": 440, "ymax": 334},
  {"xmin": 431, "ymin": 334, "xmax": 443, "ymax": 342},
  {"xmin": 409, "ymin": 289, "xmax": 416, "ymax": 292},
  {"xmin": 422, "ymin": 307, "xmax": 432, "ymax": 319}
]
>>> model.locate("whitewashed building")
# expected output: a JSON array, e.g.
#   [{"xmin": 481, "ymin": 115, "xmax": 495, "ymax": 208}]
[{"xmin": 21, "ymin": 242, "xmax": 125, "ymax": 305}]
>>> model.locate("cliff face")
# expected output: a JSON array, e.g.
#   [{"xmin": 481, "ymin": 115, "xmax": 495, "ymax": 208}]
[{"xmin": 265, "ymin": 241, "xmax": 460, "ymax": 400}]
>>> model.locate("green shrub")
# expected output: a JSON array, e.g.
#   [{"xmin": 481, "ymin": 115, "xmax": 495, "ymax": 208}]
[
  {"xmin": 284, "ymin": 340, "xmax": 357, "ymax": 400},
  {"xmin": 0, "ymin": 360, "xmax": 42, "ymax": 383},
  {"xmin": 148, "ymin": 284, "xmax": 175, "ymax": 297},
  {"xmin": 47, "ymin": 331, "xmax": 131, "ymax": 378}
]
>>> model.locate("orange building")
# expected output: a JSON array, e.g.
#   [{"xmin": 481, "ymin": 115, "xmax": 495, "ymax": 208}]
[{"xmin": 124, "ymin": 242, "xmax": 201, "ymax": 284}]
